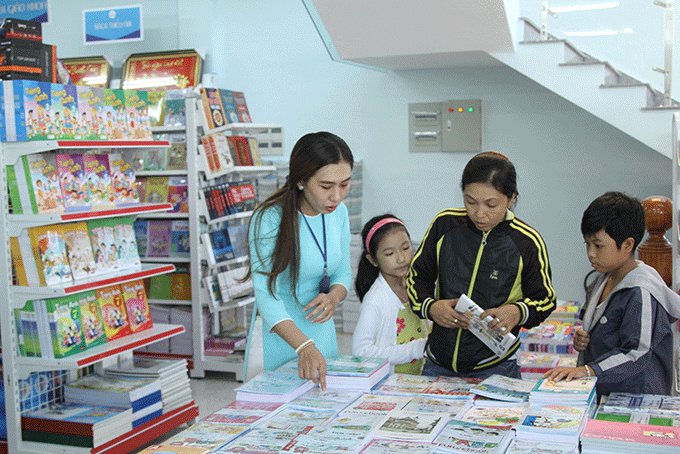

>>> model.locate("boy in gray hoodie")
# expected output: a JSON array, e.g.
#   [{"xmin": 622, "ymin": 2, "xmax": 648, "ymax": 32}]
[{"xmin": 544, "ymin": 191, "xmax": 680, "ymax": 396}]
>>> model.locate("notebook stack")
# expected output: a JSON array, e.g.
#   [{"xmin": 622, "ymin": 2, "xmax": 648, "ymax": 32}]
[
  {"xmin": 234, "ymin": 371, "xmax": 315, "ymax": 403},
  {"xmin": 104, "ymin": 357, "xmax": 192, "ymax": 412},
  {"xmin": 324, "ymin": 355, "xmax": 389, "ymax": 391}
]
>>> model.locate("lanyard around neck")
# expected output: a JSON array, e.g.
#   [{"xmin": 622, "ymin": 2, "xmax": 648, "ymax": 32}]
[{"xmin": 302, "ymin": 213, "xmax": 328, "ymax": 276}]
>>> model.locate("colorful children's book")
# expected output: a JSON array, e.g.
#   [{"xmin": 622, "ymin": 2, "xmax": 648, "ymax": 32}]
[
  {"xmin": 234, "ymin": 371, "xmax": 315, "ymax": 403},
  {"xmin": 61, "ymin": 221, "xmax": 99, "ymax": 280},
  {"xmin": 113, "ymin": 217, "xmax": 141, "ymax": 270},
  {"xmin": 199, "ymin": 87, "xmax": 227, "ymax": 130},
  {"xmin": 101, "ymin": 88, "xmax": 127, "ymax": 140},
  {"xmin": 580, "ymin": 418, "xmax": 680, "ymax": 452},
  {"xmin": 121, "ymin": 279, "xmax": 153, "ymax": 333},
  {"xmin": 529, "ymin": 377, "xmax": 597, "ymax": 406},
  {"xmin": 163, "ymin": 88, "xmax": 188, "ymax": 126},
  {"xmin": 164, "ymin": 422, "xmax": 248, "ymax": 450},
  {"xmin": 22, "ymin": 80, "xmax": 53, "ymax": 141},
  {"xmin": 166, "ymin": 132, "xmax": 188, "ymax": 170},
  {"xmin": 51, "ymin": 83, "xmax": 78, "ymax": 140},
  {"xmin": 124, "ymin": 89, "xmax": 152, "ymax": 140},
  {"xmin": 78, "ymin": 290, "xmax": 108, "ymax": 349},
  {"xmin": 87, "ymin": 218, "xmax": 119, "ymax": 273},
  {"xmin": 23, "ymin": 153, "xmax": 64, "ymax": 214},
  {"xmin": 133, "ymin": 219, "xmax": 149, "ymax": 257},
  {"xmin": 56, "ymin": 154, "xmax": 90, "ymax": 212},
  {"xmin": 75, "ymin": 85, "xmax": 104, "ymax": 140},
  {"xmin": 144, "ymin": 176, "xmax": 169, "ymax": 204},
  {"xmin": 433, "ymin": 419, "xmax": 513, "ymax": 454},
  {"xmin": 169, "ymin": 220, "xmax": 190, "ymax": 258},
  {"xmin": 146, "ymin": 220, "xmax": 172, "ymax": 257},
  {"xmin": 515, "ymin": 404, "xmax": 588, "ymax": 445},
  {"xmin": 96, "ymin": 284, "xmax": 132, "ymax": 341},
  {"xmin": 325, "ymin": 355, "xmax": 390, "ymax": 390},
  {"xmin": 82, "ymin": 154, "xmax": 115, "ymax": 210},
  {"xmin": 108, "ymin": 152, "xmax": 139, "ymax": 206},
  {"xmin": 455, "ymin": 403, "xmax": 528, "ymax": 429},
  {"xmin": 372, "ymin": 373, "xmax": 438, "ymax": 396},
  {"xmin": 168, "ymin": 176, "xmax": 188, "ymax": 212},
  {"xmin": 28, "ymin": 224, "xmax": 72, "ymax": 286},
  {"xmin": 143, "ymin": 148, "xmax": 167, "ymax": 171},
  {"xmin": 41, "ymin": 295, "xmax": 87, "ymax": 358},
  {"xmin": 422, "ymin": 376, "xmax": 482, "ymax": 400},
  {"xmin": 232, "ymin": 90, "xmax": 251, "ymax": 122},
  {"xmin": 64, "ymin": 374, "xmax": 161, "ymax": 410},
  {"xmin": 219, "ymin": 89, "xmax": 239, "ymax": 124},
  {"xmin": 471, "ymin": 375, "xmax": 537, "ymax": 403},
  {"xmin": 147, "ymin": 89, "xmax": 165, "ymax": 127}
]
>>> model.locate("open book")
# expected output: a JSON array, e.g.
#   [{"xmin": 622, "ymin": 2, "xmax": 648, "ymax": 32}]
[{"xmin": 455, "ymin": 294, "xmax": 518, "ymax": 357}]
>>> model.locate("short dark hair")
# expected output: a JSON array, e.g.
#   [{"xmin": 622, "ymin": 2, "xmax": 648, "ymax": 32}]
[
  {"xmin": 460, "ymin": 151, "xmax": 518, "ymax": 200},
  {"xmin": 581, "ymin": 191, "xmax": 645, "ymax": 250}
]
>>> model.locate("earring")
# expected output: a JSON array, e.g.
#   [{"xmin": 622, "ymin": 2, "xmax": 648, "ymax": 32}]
[{"xmin": 297, "ymin": 184, "xmax": 303, "ymax": 190}]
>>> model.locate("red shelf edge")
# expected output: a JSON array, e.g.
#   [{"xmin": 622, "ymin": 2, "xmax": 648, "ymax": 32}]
[
  {"xmin": 56, "ymin": 140, "xmax": 170, "ymax": 148},
  {"xmin": 60, "ymin": 203, "xmax": 173, "ymax": 221},
  {"xmin": 76, "ymin": 326, "xmax": 185, "ymax": 367}
]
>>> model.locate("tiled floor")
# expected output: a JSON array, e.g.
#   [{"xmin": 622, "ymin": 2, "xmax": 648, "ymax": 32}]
[{"xmin": 130, "ymin": 332, "xmax": 353, "ymax": 453}]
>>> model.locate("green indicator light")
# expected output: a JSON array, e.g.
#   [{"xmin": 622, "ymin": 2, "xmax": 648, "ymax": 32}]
[{"xmin": 468, "ymin": 107, "xmax": 474, "ymax": 112}]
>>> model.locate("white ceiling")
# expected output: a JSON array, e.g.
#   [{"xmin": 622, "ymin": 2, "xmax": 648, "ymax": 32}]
[{"xmin": 306, "ymin": 0, "xmax": 518, "ymax": 70}]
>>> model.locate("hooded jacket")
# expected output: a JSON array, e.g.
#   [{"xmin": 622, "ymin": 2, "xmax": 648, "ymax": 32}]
[{"xmin": 578, "ymin": 262, "xmax": 680, "ymax": 396}]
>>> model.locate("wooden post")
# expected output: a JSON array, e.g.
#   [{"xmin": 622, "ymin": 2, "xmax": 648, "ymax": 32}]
[{"xmin": 638, "ymin": 195, "xmax": 673, "ymax": 286}]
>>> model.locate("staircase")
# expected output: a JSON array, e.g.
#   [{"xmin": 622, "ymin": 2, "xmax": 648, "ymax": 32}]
[{"xmin": 490, "ymin": 18, "xmax": 679, "ymax": 158}]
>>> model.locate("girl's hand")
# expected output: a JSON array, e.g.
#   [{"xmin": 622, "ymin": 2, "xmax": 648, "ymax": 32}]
[
  {"xmin": 297, "ymin": 345, "xmax": 327, "ymax": 390},
  {"xmin": 574, "ymin": 328, "xmax": 590, "ymax": 352},
  {"xmin": 543, "ymin": 366, "xmax": 591, "ymax": 382},
  {"xmin": 429, "ymin": 299, "xmax": 470, "ymax": 330},
  {"xmin": 304, "ymin": 293, "xmax": 338, "ymax": 323},
  {"xmin": 480, "ymin": 304, "xmax": 521, "ymax": 335}
]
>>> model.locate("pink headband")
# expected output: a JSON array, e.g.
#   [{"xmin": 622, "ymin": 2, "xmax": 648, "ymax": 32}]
[{"xmin": 366, "ymin": 218, "xmax": 405, "ymax": 254}]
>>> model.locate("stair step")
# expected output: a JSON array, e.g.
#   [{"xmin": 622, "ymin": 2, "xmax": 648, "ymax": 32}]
[{"xmin": 600, "ymin": 83, "xmax": 648, "ymax": 88}]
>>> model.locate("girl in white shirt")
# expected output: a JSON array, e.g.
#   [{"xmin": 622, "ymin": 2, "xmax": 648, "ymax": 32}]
[{"xmin": 352, "ymin": 214, "xmax": 428, "ymax": 374}]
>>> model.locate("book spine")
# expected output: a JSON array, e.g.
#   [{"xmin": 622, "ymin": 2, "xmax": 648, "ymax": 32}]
[{"xmin": 21, "ymin": 155, "xmax": 39, "ymax": 214}]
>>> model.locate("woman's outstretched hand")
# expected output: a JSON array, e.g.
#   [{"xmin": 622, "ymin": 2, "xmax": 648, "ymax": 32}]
[{"xmin": 297, "ymin": 345, "xmax": 327, "ymax": 390}]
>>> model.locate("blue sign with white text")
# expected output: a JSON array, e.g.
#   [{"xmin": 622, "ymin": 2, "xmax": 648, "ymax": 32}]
[
  {"xmin": 83, "ymin": 5, "xmax": 143, "ymax": 44},
  {"xmin": 0, "ymin": 0, "xmax": 49, "ymax": 23}
]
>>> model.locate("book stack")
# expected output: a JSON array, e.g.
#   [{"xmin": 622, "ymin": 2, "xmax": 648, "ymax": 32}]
[
  {"xmin": 432, "ymin": 419, "xmax": 513, "ymax": 454},
  {"xmin": 594, "ymin": 392, "xmax": 680, "ymax": 426},
  {"xmin": 64, "ymin": 373, "xmax": 163, "ymax": 428},
  {"xmin": 529, "ymin": 377, "xmax": 597, "ymax": 407},
  {"xmin": 514, "ymin": 403, "xmax": 590, "ymax": 448},
  {"xmin": 505, "ymin": 439, "xmax": 579, "ymax": 454},
  {"xmin": 518, "ymin": 352, "xmax": 563, "ymax": 379},
  {"xmin": 471, "ymin": 374, "xmax": 537, "ymax": 403},
  {"xmin": 547, "ymin": 299, "xmax": 583, "ymax": 321},
  {"xmin": 104, "ymin": 357, "xmax": 192, "ymax": 413},
  {"xmin": 21, "ymin": 401, "xmax": 133, "ymax": 449},
  {"xmin": 134, "ymin": 219, "xmax": 190, "ymax": 259},
  {"xmin": 11, "ymin": 217, "xmax": 142, "ymax": 287},
  {"xmin": 234, "ymin": 371, "xmax": 315, "ymax": 403},
  {"xmin": 420, "ymin": 376, "xmax": 482, "ymax": 400},
  {"xmin": 324, "ymin": 355, "xmax": 390, "ymax": 391},
  {"xmin": 201, "ymin": 179, "xmax": 256, "ymax": 220},
  {"xmin": 204, "ymin": 328, "xmax": 248, "ymax": 357},
  {"xmin": 580, "ymin": 418, "xmax": 680, "ymax": 453},
  {"xmin": 518, "ymin": 319, "xmax": 578, "ymax": 354}
]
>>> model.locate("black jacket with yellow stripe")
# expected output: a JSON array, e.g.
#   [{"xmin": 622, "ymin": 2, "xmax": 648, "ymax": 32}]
[{"xmin": 407, "ymin": 208, "xmax": 556, "ymax": 373}]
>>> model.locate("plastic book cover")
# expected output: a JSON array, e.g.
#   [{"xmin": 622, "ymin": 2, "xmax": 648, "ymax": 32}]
[
  {"xmin": 133, "ymin": 219, "xmax": 149, "ymax": 257},
  {"xmin": 146, "ymin": 220, "xmax": 172, "ymax": 257},
  {"xmin": 219, "ymin": 89, "xmax": 239, "ymax": 124},
  {"xmin": 56, "ymin": 154, "xmax": 90, "ymax": 212},
  {"xmin": 456, "ymin": 404, "xmax": 527, "ymax": 428},
  {"xmin": 75, "ymin": 85, "xmax": 104, "ymax": 140},
  {"xmin": 143, "ymin": 148, "xmax": 167, "ymax": 171},
  {"xmin": 108, "ymin": 152, "xmax": 139, "ymax": 206},
  {"xmin": 124, "ymin": 89, "xmax": 152, "ymax": 140},
  {"xmin": 166, "ymin": 132, "xmax": 188, "ymax": 170},
  {"xmin": 120, "ymin": 279, "xmax": 153, "ymax": 333},
  {"xmin": 82, "ymin": 154, "xmax": 115, "ymax": 210},
  {"xmin": 101, "ymin": 88, "xmax": 127, "ymax": 140},
  {"xmin": 22, "ymin": 80, "xmax": 53, "ymax": 140},
  {"xmin": 145, "ymin": 176, "xmax": 169, "ymax": 204},
  {"xmin": 455, "ymin": 294, "xmax": 518, "ymax": 357},
  {"xmin": 170, "ymin": 220, "xmax": 190, "ymax": 258},
  {"xmin": 61, "ymin": 221, "xmax": 99, "ymax": 280},
  {"xmin": 199, "ymin": 87, "xmax": 227, "ymax": 130},
  {"xmin": 23, "ymin": 153, "xmax": 64, "ymax": 214},
  {"xmin": 168, "ymin": 176, "xmax": 188, "ymax": 212},
  {"xmin": 373, "ymin": 373, "xmax": 438, "ymax": 395},
  {"xmin": 163, "ymin": 88, "xmax": 187, "ymax": 127},
  {"xmin": 165, "ymin": 422, "xmax": 248, "ymax": 450},
  {"xmin": 433, "ymin": 420, "xmax": 513, "ymax": 454},
  {"xmin": 471, "ymin": 375, "xmax": 536, "ymax": 402},
  {"xmin": 113, "ymin": 217, "xmax": 141, "ymax": 270},
  {"xmin": 96, "ymin": 284, "xmax": 132, "ymax": 341},
  {"xmin": 88, "ymin": 217, "xmax": 120, "ymax": 273},
  {"xmin": 325, "ymin": 355, "xmax": 389, "ymax": 376},
  {"xmin": 29, "ymin": 224, "xmax": 72, "ymax": 286},
  {"xmin": 371, "ymin": 410, "xmax": 448, "ymax": 442},
  {"xmin": 44, "ymin": 295, "xmax": 86, "ymax": 358},
  {"xmin": 422, "ymin": 376, "xmax": 482, "ymax": 399},
  {"xmin": 358, "ymin": 438, "xmax": 439, "ymax": 454},
  {"xmin": 78, "ymin": 290, "xmax": 108, "ymax": 349},
  {"xmin": 232, "ymin": 90, "xmax": 251, "ymax": 122},
  {"xmin": 51, "ymin": 83, "xmax": 78, "ymax": 139}
]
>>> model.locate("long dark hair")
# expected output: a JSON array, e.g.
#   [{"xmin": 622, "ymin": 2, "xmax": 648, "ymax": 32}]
[
  {"xmin": 355, "ymin": 214, "xmax": 409, "ymax": 301},
  {"xmin": 460, "ymin": 151, "xmax": 518, "ymax": 200},
  {"xmin": 248, "ymin": 131, "xmax": 354, "ymax": 299}
]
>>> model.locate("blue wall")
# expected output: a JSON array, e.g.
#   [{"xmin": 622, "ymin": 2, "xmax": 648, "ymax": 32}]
[{"xmin": 44, "ymin": 0, "xmax": 672, "ymax": 301}]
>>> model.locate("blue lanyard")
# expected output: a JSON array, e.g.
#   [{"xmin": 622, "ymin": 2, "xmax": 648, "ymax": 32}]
[{"xmin": 302, "ymin": 213, "xmax": 328, "ymax": 276}]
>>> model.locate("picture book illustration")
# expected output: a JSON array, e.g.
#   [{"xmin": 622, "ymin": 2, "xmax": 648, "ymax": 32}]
[
  {"xmin": 124, "ymin": 89, "xmax": 152, "ymax": 140},
  {"xmin": 61, "ymin": 222, "xmax": 98, "ymax": 280},
  {"xmin": 34, "ymin": 227, "xmax": 72, "ymax": 286},
  {"xmin": 25, "ymin": 153, "xmax": 63, "ymax": 214},
  {"xmin": 56, "ymin": 154, "xmax": 89, "ymax": 211},
  {"xmin": 114, "ymin": 218, "xmax": 141, "ymax": 269},
  {"xmin": 51, "ymin": 84, "xmax": 78, "ymax": 140},
  {"xmin": 47, "ymin": 296, "xmax": 86, "ymax": 357},
  {"xmin": 96, "ymin": 285, "xmax": 131, "ymax": 340},
  {"xmin": 108, "ymin": 152, "xmax": 139, "ymax": 206},
  {"xmin": 23, "ymin": 80, "xmax": 53, "ymax": 140},
  {"xmin": 82, "ymin": 154, "xmax": 115, "ymax": 209},
  {"xmin": 78, "ymin": 291, "xmax": 108, "ymax": 348},
  {"xmin": 101, "ymin": 88, "xmax": 127, "ymax": 140},
  {"xmin": 121, "ymin": 280, "xmax": 152, "ymax": 332},
  {"xmin": 88, "ymin": 219, "xmax": 118, "ymax": 273}
]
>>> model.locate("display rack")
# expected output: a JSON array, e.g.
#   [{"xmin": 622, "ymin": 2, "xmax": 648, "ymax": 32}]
[
  {"xmin": 185, "ymin": 96, "xmax": 277, "ymax": 380},
  {"xmin": 0, "ymin": 139, "xmax": 197, "ymax": 453}
]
